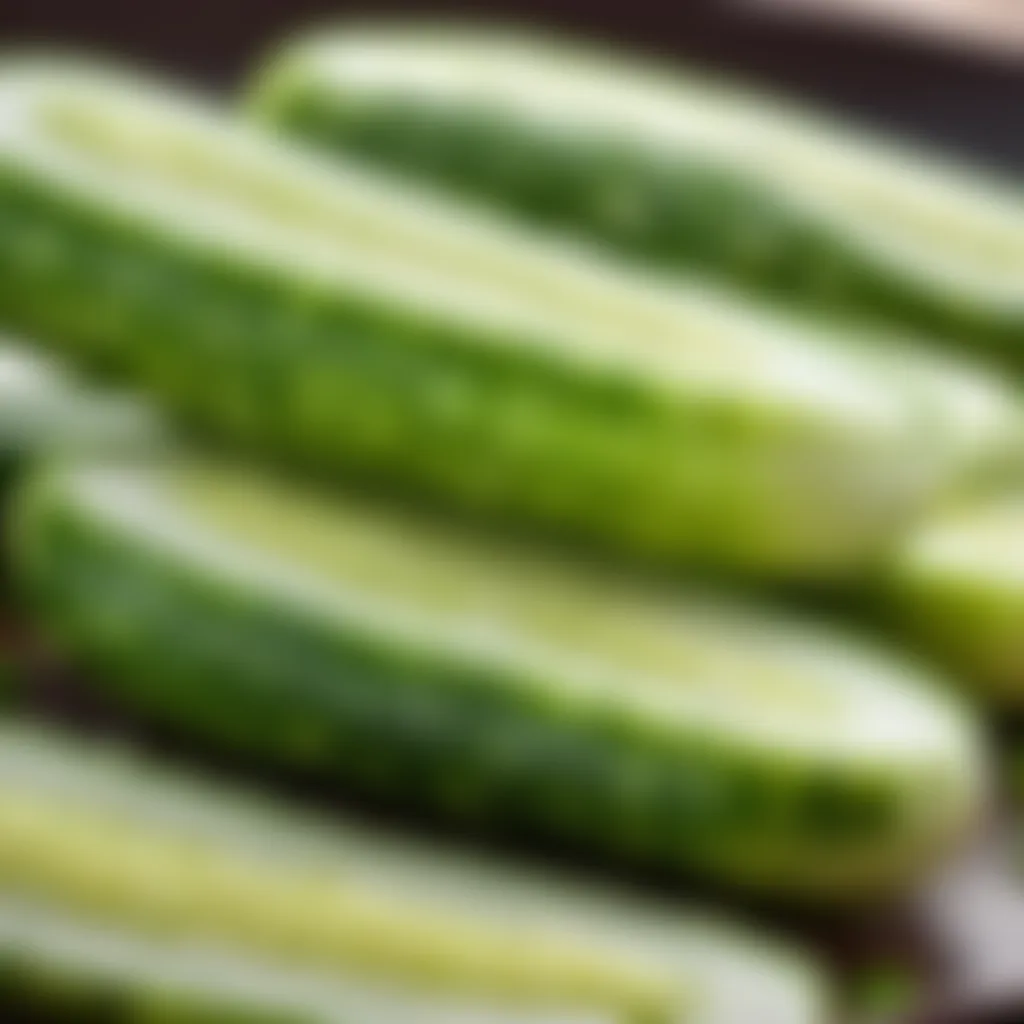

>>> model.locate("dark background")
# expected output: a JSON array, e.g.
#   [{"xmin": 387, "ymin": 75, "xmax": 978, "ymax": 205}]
[{"xmin": 1, "ymin": 0, "xmax": 1024, "ymax": 174}]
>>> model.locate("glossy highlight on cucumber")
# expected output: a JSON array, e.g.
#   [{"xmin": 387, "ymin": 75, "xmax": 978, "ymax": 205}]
[
  {"xmin": 0, "ymin": 717, "xmax": 829, "ymax": 1023},
  {"xmin": 0, "ymin": 60, "xmax": 1016, "ymax": 583},
  {"xmin": 250, "ymin": 22, "xmax": 1024, "ymax": 363},
  {"xmin": 15, "ymin": 458, "xmax": 987, "ymax": 900}
]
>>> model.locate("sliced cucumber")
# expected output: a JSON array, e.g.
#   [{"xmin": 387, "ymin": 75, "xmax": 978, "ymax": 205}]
[
  {"xmin": 0, "ymin": 718, "xmax": 829, "ymax": 1023},
  {"xmin": 15, "ymin": 458, "xmax": 986, "ymax": 899},
  {"xmin": 249, "ymin": 22, "xmax": 1024, "ymax": 362},
  {"xmin": 0, "ymin": 338, "xmax": 158, "ymax": 500},
  {"xmin": 888, "ymin": 494, "xmax": 1024, "ymax": 704},
  {"xmin": 0, "ymin": 60, "xmax": 1016, "ymax": 582}
]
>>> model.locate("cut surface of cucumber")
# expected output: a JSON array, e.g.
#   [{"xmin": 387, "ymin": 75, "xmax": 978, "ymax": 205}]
[
  {"xmin": 0, "ymin": 719, "xmax": 829, "ymax": 1023},
  {"xmin": 0, "ymin": 338, "xmax": 157, "ymax": 498},
  {"xmin": 15, "ymin": 459, "xmax": 986, "ymax": 898},
  {"xmin": 249, "ymin": 22, "xmax": 1024, "ymax": 361},
  {"xmin": 889, "ymin": 495, "xmax": 1024, "ymax": 704},
  {"xmin": 0, "ymin": 60, "xmax": 1017, "ymax": 582},
  {"xmin": 0, "ymin": 342, "xmax": 91, "ymax": 474}
]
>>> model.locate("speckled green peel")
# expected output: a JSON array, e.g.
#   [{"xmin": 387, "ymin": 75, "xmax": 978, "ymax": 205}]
[
  {"xmin": 888, "ymin": 495, "xmax": 1024, "ymax": 704},
  {"xmin": 0, "ymin": 719, "xmax": 830, "ymax": 1023},
  {"xmin": 0, "ymin": 61, "xmax": 1017, "ymax": 583},
  {"xmin": 14, "ymin": 459, "xmax": 986, "ymax": 900},
  {"xmin": 248, "ymin": 22, "xmax": 1024, "ymax": 364}
]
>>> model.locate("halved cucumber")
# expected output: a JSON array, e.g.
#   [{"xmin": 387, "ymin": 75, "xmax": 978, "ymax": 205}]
[
  {"xmin": 249, "ymin": 22, "xmax": 1024, "ymax": 362},
  {"xmin": 0, "ymin": 718, "xmax": 828, "ymax": 1023},
  {"xmin": 15, "ymin": 458, "xmax": 986, "ymax": 899},
  {"xmin": 888, "ymin": 495, "xmax": 1024, "ymax": 705},
  {"xmin": 0, "ymin": 60, "xmax": 1016, "ymax": 582},
  {"xmin": 0, "ymin": 339, "xmax": 157, "ymax": 499}
]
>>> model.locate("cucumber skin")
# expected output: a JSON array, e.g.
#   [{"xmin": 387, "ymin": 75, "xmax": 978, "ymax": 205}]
[
  {"xmin": 249, "ymin": 29, "xmax": 1022, "ymax": 362},
  {"xmin": 0, "ymin": 75, "xmax": 1008, "ymax": 587},
  {"xmin": 0, "ymin": 943, "xmax": 285, "ymax": 1023},
  {"xmin": 0, "ymin": 343, "xmax": 160, "ymax": 599},
  {"xmin": 13, "ymin": 463, "xmax": 982, "ymax": 901}
]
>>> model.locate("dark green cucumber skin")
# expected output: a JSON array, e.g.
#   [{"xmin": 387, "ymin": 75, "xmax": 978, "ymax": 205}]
[
  {"xmin": 13, "ymin": 467, "xmax": 969, "ymax": 900},
  {"xmin": 0, "ymin": 950, "xmax": 289, "ymax": 1023},
  {"xmin": 253, "ymin": 61, "xmax": 1021, "ymax": 364}
]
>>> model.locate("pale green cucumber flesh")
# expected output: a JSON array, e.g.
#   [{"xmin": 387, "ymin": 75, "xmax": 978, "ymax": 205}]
[
  {"xmin": 0, "ymin": 719, "xmax": 829, "ymax": 1023},
  {"xmin": 0, "ymin": 342, "xmax": 82, "ymax": 487},
  {"xmin": 889, "ymin": 496, "xmax": 1024, "ymax": 703},
  {"xmin": 0, "ymin": 63, "xmax": 1014, "ymax": 581},
  {"xmin": 249, "ymin": 23, "xmax": 1024, "ymax": 359},
  {"xmin": 0, "ymin": 338, "xmax": 158, "ymax": 495},
  {"xmin": 15, "ymin": 459, "xmax": 985, "ymax": 898}
]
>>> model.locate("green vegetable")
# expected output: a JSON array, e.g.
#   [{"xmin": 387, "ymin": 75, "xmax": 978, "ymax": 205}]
[
  {"xmin": 0, "ymin": 61, "xmax": 1016, "ymax": 583},
  {"xmin": 0, "ymin": 340, "xmax": 156, "ymax": 498},
  {"xmin": 15, "ymin": 458, "xmax": 986, "ymax": 899},
  {"xmin": 888, "ymin": 494, "xmax": 1024, "ymax": 705},
  {"xmin": 249, "ymin": 22, "xmax": 1024, "ymax": 363},
  {"xmin": 0, "ymin": 717, "xmax": 829, "ymax": 1022}
]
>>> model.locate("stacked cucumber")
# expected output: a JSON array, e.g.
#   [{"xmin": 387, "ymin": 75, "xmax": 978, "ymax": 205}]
[
  {"xmin": 0, "ymin": 61, "xmax": 1016, "ymax": 582},
  {"xmin": 249, "ymin": 23, "xmax": 1024, "ymax": 364},
  {"xmin": 0, "ymin": 20, "xmax": 1021, "ymax": 1024},
  {"xmin": 0, "ymin": 340, "xmax": 156, "ymax": 500},
  {"xmin": 14, "ymin": 460, "xmax": 984, "ymax": 899}
]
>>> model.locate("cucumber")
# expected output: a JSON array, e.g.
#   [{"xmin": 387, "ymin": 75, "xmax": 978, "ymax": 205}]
[
  {"xmin": 0, "ymin": 62, "xmax": 1016, "ymax": 583},
  {"xmin": 0, "ymin": 343, "xmax": 64, "ymax": 497},
  {"xmin": 0, "ymin": 339, "xmax": 158, "ymax": 499},
  {"xmin": 15, "ymin": 458, "xmax": 986, "ymax": 899},
  {"xmin": 249, "ymin": 23, "xmax": 1024, "ymax": 362},
  {"xmin": 0, "ymin": 718, "xmax": 831, "ymax": 1023},
  {"xmin": 0, "ymin": 639, "xmax": 14, "ymax": 699},
  {"xmin": 888, "ymin": 494, "xmax": 1024, "ymax": 705}
]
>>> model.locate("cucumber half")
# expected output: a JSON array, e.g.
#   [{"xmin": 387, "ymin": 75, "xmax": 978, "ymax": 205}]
[
  {"xmin": 15, "ymin": 458, "xmax": 987, "ymax": 899},
  {"xmin": 889, "ymin": 494, "xmax": 1024, "ymax": 705},
  {"xmin": 0, "ymin": 338, "xmax": 158, "ymax": 500},
  {"xmin": 249, "ymin": 22, "xmax": 1024, "ymax": 362},
  {"xmin": 0, "ymin": 718, "xmax": 829, "ymax": 1023},
  {"xmin": 0, "ymin": 60, "xmax": 1016, "ymax": 582}
]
